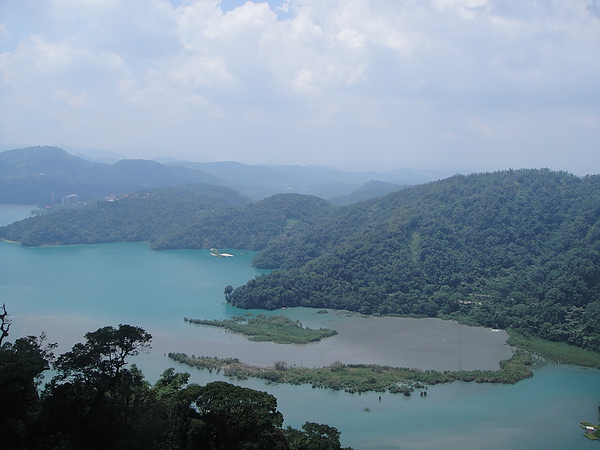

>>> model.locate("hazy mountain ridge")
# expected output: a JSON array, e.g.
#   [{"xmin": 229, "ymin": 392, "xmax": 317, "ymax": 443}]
[
  {"xmin": 164, "ymin": 160, "xmax": 428, "ymax": 199},
  {"xmin": 0, "ymin": 146, "xmax": 428, "ymax": 205},
  {"xmin": 328, "ymin": 180, "xmax": 408, "ymax": 205},
  {"xmin": 0, "ymin": 146, "xmax": 222, "ymax": 204}
]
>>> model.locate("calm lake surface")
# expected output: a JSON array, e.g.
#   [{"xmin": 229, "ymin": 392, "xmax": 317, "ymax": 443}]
[{"xmin": 1, "ymin": 204, "xmax": 598, "ymax": 449}]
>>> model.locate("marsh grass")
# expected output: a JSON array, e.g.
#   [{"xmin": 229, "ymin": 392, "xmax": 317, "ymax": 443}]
[
  {"xmin": 169, "ymin": 350, "xmax": 534, "ymax": 395},
  {"xmin": 507, "ymin": 333, "xmax": 600, "ymax": 368}
]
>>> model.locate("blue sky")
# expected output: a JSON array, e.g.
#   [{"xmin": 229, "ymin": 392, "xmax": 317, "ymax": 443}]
[{"xmin": 1, "ymin": 0, "xmax": 599, "ymax": 174}]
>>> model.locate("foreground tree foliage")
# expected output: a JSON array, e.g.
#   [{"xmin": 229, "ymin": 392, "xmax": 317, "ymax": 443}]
[
  {"xmin": 0, "ymin": 335, "xmax": 54, "ymax": 449},
  {"xmin": 285, "ymin": 422, "xmax": 346, "ymax": 450},
  {"xmin": 0, "ymin": 315, "xmax": 350, "ymax": 449},
  {"xmin": 40, "ymin": 325, "xmax": 154, "ymax": 449}
]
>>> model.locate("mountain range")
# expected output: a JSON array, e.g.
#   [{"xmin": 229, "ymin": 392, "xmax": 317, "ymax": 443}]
[{"xmin": 0, "ymin": 146, "xmax": 444, "ymax": 205}]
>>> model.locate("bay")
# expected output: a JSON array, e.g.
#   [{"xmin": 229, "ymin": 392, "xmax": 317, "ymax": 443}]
[
  {"xmin": 0, "ymin": 241, "xmax": 511, "ymax": 373},
  {"xmin": 1, "ymin": 205, "xmax": 598, "ymax": 449},
  {"xmin": 0, "ymin": 203, "xmax": 37, "ymax": 225}
]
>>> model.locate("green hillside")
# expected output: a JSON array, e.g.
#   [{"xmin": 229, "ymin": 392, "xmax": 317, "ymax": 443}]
[
  {"xmin": 150, "ymin": 192, "xmax": 334, "ymax": 250},
  {"xmin": 0, "ymin": 184, "xmax": 248, "ymax": 247},
  {"xmin": 229, "ymin": 169, "xmax": 600, "ymax": 352},
  {"xmin": 0, "ymin": 187, "xmax": 333, "ymax": 251}
]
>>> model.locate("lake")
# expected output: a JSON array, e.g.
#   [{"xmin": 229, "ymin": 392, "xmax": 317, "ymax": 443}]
[{"xmin": 1, "ymin": 204, "xmax": 598, "ymax": 449}]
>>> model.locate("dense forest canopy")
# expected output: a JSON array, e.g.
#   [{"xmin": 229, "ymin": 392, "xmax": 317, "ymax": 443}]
[
  {"xmin": 1, "ymin": 169, "xmax": 599, "ymax": 352},
  {"xmin": 0, "ymin": 185, "xmax": 333, "ymax": 250},
  {"xmin": 229, "ymin": 169, "xmax": 600, "ymax": 352}
]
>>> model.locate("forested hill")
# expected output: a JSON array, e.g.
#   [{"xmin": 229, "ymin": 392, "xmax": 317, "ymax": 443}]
[
  {"xmin": 0, "ymin": 185, "xmax": 334, "ymax": 250},
  {"xmin": 229, "ymin": 169, "xmax": 600, "ymax": 352}
]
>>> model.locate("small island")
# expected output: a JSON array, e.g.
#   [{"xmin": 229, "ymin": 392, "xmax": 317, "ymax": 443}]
[
  {"xmin": 581, "ymin": 421, "xmax": 600, "ymax": 441},
  {"xmin": 184, "ymin": 313, "xmax": 338, "ymax": 344},
  {"xmin": 168, "ymin": 350, "xmax": 535, "ymax": 395}
]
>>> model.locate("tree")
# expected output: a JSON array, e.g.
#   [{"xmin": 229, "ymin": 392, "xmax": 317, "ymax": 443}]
[
  {"xmin": 224, "ymin": 285, "xmax": 234, "ymax": 301},
  {"xmin": 151, "ymin": 369, "xmax": 204, "ymax": 449},
  {"xmin": 50, "ymin": 324, "xmax": 152, "ymax": 392},
  {"xmin": 285, "ymin": 422, "xmax": 350, "ymax": 450},
  {"xmin": 40, "ymin": 325, "xmax": 153, "ymax": 449},
  {"xmin": 0, "ymin": 304, "xmax": 55, "ymax": 449},
  {"xmin": 153, "ymin": 367, "xmax": 190, "ymax": 400},
  {"xmin": 0, "ymin": 303, "xmax": 10, "ymax": 346},
  {"xmin": 274, "ymin": 360, "xmax": 288, "ymax": 371},
  {"xmin": 330, "ymin": 361, "xmax": 344, "ymax": 372},
  {"xmin": 193, "ymin": 381, "xmax": 289, "ymax": 449}
]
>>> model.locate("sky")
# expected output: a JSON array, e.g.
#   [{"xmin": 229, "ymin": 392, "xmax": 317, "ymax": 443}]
[{"xmin": 1, "ymin": 0, "xmax": 599, "ymax": 174}]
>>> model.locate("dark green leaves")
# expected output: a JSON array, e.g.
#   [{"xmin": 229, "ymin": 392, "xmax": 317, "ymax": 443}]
[{"xmin": 53, "ymin": 324, "xmax": 151, "ymax": 384}]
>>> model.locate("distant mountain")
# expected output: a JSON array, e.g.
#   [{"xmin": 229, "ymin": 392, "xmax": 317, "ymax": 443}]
[
  {"xmin": 1, "ymin": 146, "xmax": 433, "ymax": 205},
  {"xmin": 73, "ymin": 147, "xmax": 125, "ymax": 164},
  {"xmin": 163, "ymin": 160, "xmax": 302, "ymax": 199},
  {"xmin": 257, "ymin": 164, "xmax": 430, "ymax": 185},
  {"xmin": 329, "ymin": 180, "xmax": 407, "ymax": 205},
  {"xmin": 164, "ymin": 160, "xmax": 431, "ymax": 200},
  {"xmin": 0, "ymin": 146, "xmax": 106, "ymax": 180},
  {"xmin": 0, "ymin": 147, "xmax": 222, "ymax": 205}
]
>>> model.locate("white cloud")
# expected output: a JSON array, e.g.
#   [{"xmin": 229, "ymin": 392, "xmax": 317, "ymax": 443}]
[
  {"xmin": 52, "ymin": 89, "xmax": 91, "ymax": 109},
  {"xmin": 0, "ymin": 0, "xmax": 598, "ymax": 174},
  {"xmin": 3, "ymin": 35, "xmax": 73, "ymax": 79},
  {"xmin": 168, "ymin": 56, "xmax": 234, "ymax": 88}
]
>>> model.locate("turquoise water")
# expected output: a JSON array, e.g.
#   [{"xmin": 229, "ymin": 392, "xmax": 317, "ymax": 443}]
[
  {"xmin": 0, "ymin": 204, "xmax": 37, "ymax": 225},
  {"xmin": 1, "ymin": 207, "xmax": 599, "ymax": 449}
]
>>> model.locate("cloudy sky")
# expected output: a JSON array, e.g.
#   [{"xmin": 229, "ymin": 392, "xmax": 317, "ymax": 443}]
[{"xmin": 1, "ymin": 0, "xmax": 599, "ymax": 174}]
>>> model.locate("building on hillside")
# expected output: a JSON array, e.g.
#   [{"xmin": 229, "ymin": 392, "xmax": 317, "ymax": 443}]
[{"xmin": 62, "ymin": 194, "xmax": 78, "ymax": 206}]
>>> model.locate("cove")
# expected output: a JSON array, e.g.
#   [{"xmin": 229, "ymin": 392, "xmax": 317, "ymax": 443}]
[
  {"xmin": 1, "ymin": 206, "xmax": 599, "ymax": 449},
  {"xmin": 0, "ymin": 240, "xmax": 511, "ymax": 373}
]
